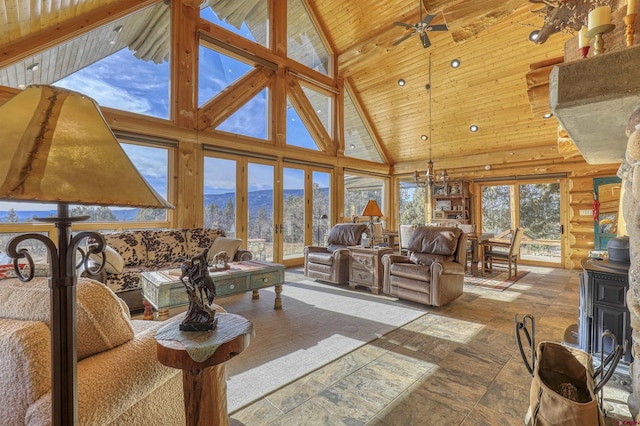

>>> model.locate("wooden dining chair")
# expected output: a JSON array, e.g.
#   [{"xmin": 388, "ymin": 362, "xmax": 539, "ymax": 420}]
[{"xmin": 481, "ymin": 227, "xmax": 525, "ymax": 279}]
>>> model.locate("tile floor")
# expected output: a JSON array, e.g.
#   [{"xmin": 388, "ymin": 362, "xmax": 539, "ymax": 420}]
[{"xmin": 229, "ymin": 266, "xmax": 633, "ymax": 426}]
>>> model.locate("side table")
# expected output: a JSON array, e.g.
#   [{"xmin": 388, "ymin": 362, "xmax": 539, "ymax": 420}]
[
  {"xmin": 348, "ymin": 246, "xmax": 393, "ymax": 294},
  {"xmin": 155, "ymin": 313, "xmax": 254, "ymax": 426}
]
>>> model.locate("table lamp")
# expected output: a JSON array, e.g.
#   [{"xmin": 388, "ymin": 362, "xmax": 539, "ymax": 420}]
[
  {"xmin": 0, "ymin": 85, "xmax": 173, "ymax": 425},
  {"xmin": 360, "ymin": 200, "xmax": 383, "ymax": 248}
]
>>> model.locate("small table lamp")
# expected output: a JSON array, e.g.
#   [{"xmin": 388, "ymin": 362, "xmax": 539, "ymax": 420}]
[
  {"xmin": 0, "ymin": 85, "xmax": 173, "ymax": 425},
  {"xmin": 360, "ymin": 200, "xmax": 383, "ymax": 248}
]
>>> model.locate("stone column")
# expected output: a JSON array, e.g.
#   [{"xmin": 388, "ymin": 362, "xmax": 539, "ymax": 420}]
[{"xmin": 621, "ymin": 107, "xmax": 640, "ymax": 418}]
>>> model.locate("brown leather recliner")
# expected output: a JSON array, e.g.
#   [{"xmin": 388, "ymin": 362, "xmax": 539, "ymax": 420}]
[
  {"xmin": 304, "ymin": 223, "xmax": 367, "ymax": 284},
  {"xmin": 382, "ymin": 226, "xmax": 467, "ymax": 306}
]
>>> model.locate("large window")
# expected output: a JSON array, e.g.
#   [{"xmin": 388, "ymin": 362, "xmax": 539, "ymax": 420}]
[
  {"xmin": 344, "ymin": 88, "xmax": 383, "ymax": 163},
  {"xmin": 202, "ymin": 1, "xmax": 269, "ymax": 48},
  {"xmin": 0, "ymin": 3, "xmax": 172, "ymax": 120},
  {"xmin": 287, "ymin": 0, "xmax": 331, "ymax": 75},
  {"xmin": 399, "ymin": 180, "xmax": 426, "ymax": 226},
  {"xmin": 198, "ymin": 45, "xmax": 253, "ymax": 107},
  {"xmin": 344, "ymin": 174, "xmax": 387, "ymax": 222}
]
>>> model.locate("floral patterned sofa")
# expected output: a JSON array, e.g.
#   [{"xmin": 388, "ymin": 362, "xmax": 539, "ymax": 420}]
[{"xmin": 94, "ymin": 228, "xmax": 252, "ymax": 312}]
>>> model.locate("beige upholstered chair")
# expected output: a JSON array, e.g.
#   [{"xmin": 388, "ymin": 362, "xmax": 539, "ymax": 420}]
[
  {"xmin": 304, "ymin": 223, "xmax": 367, "ymax": 284},
  {"xmin": 382, "ymin": 226, "xmax": 467, "ymax": 306},
  {"xmin": 481, "ymin": 227, "xmax": 524, "ymax": 278},
  {"xmin": 0, "ymin": 277, "xmax": 191, "ymax": 425}
]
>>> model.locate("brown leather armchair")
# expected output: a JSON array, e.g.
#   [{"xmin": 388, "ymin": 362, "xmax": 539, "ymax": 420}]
[
  {"xmin": 304, "ymin": 223, "xmax": 367, "ymax": 284},
  {"xmin": 382, "ymin": 226, "xmax": 468, "ymax": 306}
]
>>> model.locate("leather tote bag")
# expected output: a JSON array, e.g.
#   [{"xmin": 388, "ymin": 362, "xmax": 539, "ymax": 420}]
[
  {"xmin": 528, "ymin": 341, "xmax": 603, "ymax": 426},
  {"xmin": 515, "ymin": 315, "xmax": 623, "ymax": 426}
]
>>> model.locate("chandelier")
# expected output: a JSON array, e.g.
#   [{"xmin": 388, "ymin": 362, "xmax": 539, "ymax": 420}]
[{"xmin": 414, "ymin": 53, "xmax": 447, "ymax": 187}]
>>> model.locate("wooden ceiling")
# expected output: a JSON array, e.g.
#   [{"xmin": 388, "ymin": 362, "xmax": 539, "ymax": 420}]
[
  {"xmin": 318, "ymin": 0, "xmax": 572, "ymax": 174},
  {"xmin": 0, "ymin": 0, "xmax": 587, "ymax": 176}
]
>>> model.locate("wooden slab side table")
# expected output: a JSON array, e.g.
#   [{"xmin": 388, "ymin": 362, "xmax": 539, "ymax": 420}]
[{"xmin": 155, "ymin": 313, "xmax": 254, "ymax": 426}]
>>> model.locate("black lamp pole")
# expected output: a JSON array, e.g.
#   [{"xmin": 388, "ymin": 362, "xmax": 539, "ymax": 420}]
[{"xmin": 6, "ymin": 204, "xmax": 106, "ymax": 425}]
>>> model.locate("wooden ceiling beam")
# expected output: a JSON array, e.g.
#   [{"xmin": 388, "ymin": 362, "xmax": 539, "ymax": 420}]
[
  {"xmin": 198, "ymin": 20, "xmax": 338, "ymax": 91},
  {"xmin": 0, "ymin": 0, "xmax": 158, "ymax": 69}
]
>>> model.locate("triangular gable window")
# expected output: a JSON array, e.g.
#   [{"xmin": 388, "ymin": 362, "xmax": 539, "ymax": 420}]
[
  {"xmin": 216, "ymin": 88, "xmax": 269, "ymax": 140},
  {"xmin": 301, "ymin": 85, "xmax": 332, "ymax": 136},
  {"xmin": 199, "ymin": 45, "xmax": 253, "ymax": 107},
  {"xmin": 344, "ymin": 89, "xmax": 383, "ymax": 163},
  {"xmin": 287, "ymin": 0, "xmax": 331, "ymax": 76},
  {"xmin": 286, "ymin": 97, "xmax": 320, "ymax": 150},
  {"xmin": 202, "ymin": 0, "xmax": 269, "ymax": 48},
  {"xmin": 0, "ymin": 3, "xmax": 171, "ymax": 120}
]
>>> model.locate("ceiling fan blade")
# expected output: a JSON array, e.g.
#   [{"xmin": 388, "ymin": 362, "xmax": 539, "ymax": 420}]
[
  {"xmin": 421, "ymin": 33, "xmax": 431, "ymax": 49},
  {"xmin": 392, "ymin": 32, "xmax": 416, "ymax": 46},
  {"xmin": 393, "ymin": 21, "xmax": 414, "ymax": 28},
  {"xmin": 421, "ymin": 14, "xmax": 436, "ymax": 26},
  {"xmin": 427, "ymin": 24, "xmax": 449, "ymax": 32}
]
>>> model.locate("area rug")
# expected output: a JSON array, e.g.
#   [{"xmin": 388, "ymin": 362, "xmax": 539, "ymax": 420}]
[
  {"xmin": 464, "ymin": 270, "xmax": 529, "ymax": 291},
  {"xmin": 217, "ymin": 274, "xmax": 428, "ymax": 413}
]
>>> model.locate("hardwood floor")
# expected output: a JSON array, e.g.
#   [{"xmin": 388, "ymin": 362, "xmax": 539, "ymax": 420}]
[{"xmin": 228, "ymin": 266, "xmax": 633, "ymax": 426}]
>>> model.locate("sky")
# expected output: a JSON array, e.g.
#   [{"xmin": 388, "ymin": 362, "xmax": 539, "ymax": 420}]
[{"xmin": 0, "ymin": 4, "xmax": 333, "ymax": 212}]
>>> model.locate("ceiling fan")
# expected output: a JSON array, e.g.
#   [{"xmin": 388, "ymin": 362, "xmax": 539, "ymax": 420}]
[{"xmin": 393, "ymin": 0, "xmax": 449, "ymax": 48}]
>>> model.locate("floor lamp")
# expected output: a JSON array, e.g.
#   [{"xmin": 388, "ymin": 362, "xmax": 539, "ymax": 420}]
[
  {"xmin": 316, "ymin": 214, "xmax": 328, "ymax": 245},
  {"xmin": 0, "ymin": 85, "xmax": 172, "ymax": 425}
]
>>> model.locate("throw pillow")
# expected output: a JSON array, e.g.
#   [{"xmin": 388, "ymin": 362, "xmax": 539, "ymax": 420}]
[
  {"xmin": 208, "ymin": 237, "xmax": 243, "ymax": 262},
  {"xmin": 89, "ymin": 245, "xmax": 125, "ymax": 274}
]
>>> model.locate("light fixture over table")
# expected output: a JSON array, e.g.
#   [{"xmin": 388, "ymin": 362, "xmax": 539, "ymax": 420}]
[
  {"xmin": 0, "ymin": 85, "xmax": 173, "ymax": 425},
  {"xmin": 414, "ymin": 53, "xmax": 447, "ymax": 187}
]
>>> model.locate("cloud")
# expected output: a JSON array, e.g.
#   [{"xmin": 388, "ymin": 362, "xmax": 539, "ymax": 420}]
[
  {"xmin": 54, "ymin": 48, "xmax": 169, "ymax": 118},
  {"xmin": 204, "ymin": 158, "xmax": 237, "ymax": 193}
]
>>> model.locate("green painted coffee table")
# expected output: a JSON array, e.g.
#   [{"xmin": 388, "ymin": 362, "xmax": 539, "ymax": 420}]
[{"xmin": 141, "ymin": 260, "xmax": 285, "ymax": 317}]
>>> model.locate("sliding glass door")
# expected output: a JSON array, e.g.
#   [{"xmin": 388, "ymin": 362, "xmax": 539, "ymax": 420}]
[
  {"xmin": 282, "ymin": 167, "xmax": 305, "ymax": 260},
  {"xmin": 280, "ymin": 166, "xmax": 332, "ymax": 264},
  {"xmin": 247, "ymin": 162, "xmax": 276, "ymax": 261},
  {"xmin": 479, "ymin": 178, "xmax": 565, "ymax": 267}
]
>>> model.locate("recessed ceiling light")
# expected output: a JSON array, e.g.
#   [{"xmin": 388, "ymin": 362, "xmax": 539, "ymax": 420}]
[
  {"xmin": 450, "ymin": 59, "xmax": 460, "ymax": 68},
  {"xmin": 349, "ymin": 143, "xmax": 356, "ymax": 149},
  {"xmin": 529, "ymin": 30, "xmax": 540, "ymax": 42},
  {"xmin": 469, "ymin": 125, "xmax": 479, "ymax": 132},
  {"xmin": 398, "ymin": 79, "xmax": 406, "ymax": 87},
  {"xmin": 420, "ymin": 135, "xmax": 428, "ymax": 141},
  {"xmin": 543, "ymin": 112, "xmax": 553, "ymax": 119},
  {"xmin": 26, "ymin": 63, "xmax": 39, "ymax": 71}
]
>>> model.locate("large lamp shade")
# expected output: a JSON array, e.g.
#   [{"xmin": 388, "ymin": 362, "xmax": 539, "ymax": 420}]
[
  {"xmin": 0, "ymin": 85, "xmax": 172, "ymax": 425},
  {"xmin": 0, "ymin": 85, "xmax": 172, "ymax": 209},
  {"xmin": 361, "ymin": 199, "xmax": 383, "ymax": 218}
]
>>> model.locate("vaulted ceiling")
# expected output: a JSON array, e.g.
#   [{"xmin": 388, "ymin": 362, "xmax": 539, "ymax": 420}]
[{"xmin": 0, "ymin": 0, "xmax": 595, "ymax": 176}]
